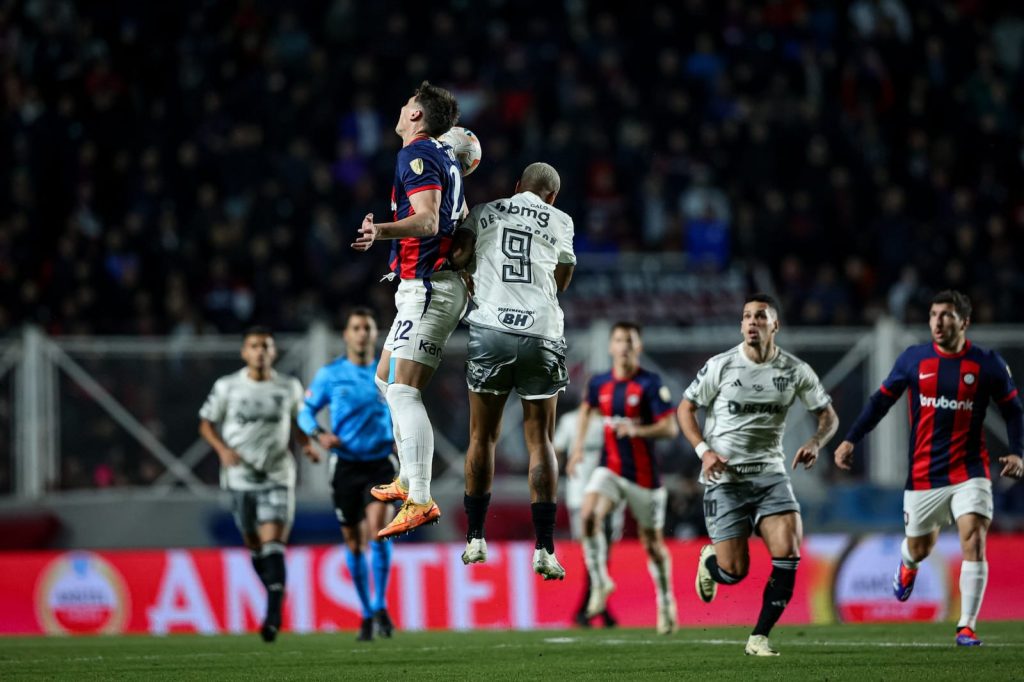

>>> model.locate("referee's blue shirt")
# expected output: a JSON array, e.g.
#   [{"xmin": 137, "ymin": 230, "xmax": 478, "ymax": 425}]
[{"xmin": 298, "ymin": 357, "xmax": 393, "ymax": 461}]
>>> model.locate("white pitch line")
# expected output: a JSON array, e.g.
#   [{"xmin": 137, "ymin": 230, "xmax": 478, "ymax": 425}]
[{"xmin": 543, "ymin": 637, "xmax": 1015, "ymax": 649}]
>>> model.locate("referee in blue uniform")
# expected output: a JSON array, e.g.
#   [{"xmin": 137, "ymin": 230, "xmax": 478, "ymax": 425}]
[{"xmin": 299, "ymin": 307, "xmax": 397, "ymax": 642}]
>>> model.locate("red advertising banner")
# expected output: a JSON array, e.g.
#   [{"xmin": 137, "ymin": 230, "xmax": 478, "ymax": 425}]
[{"xmin": 2, "ymin": 535, "xmax": 1022, "ymax": 636}]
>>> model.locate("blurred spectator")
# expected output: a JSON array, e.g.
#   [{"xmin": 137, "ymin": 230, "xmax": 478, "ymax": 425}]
[{"xmin": 1, "ymin": 1, "xmax": 1024, "ymax": 334}]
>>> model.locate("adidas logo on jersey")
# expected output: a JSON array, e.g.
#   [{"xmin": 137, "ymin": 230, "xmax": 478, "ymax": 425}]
[
  {"xmin": 919, "ymin": 394, "xmax": 974, "ymax": 411},
  {"xmin": 731, "ymin": 379, "xmax": 743, "ymax": 387}
]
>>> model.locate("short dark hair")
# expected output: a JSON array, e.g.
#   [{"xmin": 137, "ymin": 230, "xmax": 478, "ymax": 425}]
[
  {"xmin": 610, "ymin": 321, "xmax": 642, "ymax": 337},
  {"xmin": 242, "ymin": 325, "xmax": 274, "ymax": 341},
  {"xmin": 414, "ymin": 81, "xmax": 459, "ymax": 137},
  {"xmin": 931, "ymin": 289, "xmax": 972, "ymax": 320},
  {"xmin": 343, "ymin": 306, "xmax": 377, "ymax": 328},
  {"xmin": 745, "ymin": 293, "xmax": 781, "ymax": 316}
]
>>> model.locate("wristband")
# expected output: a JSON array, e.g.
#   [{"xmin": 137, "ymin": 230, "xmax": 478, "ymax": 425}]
[{"xmin": 695, "ymin": 441, "xmax": 710, "ymax": 458}]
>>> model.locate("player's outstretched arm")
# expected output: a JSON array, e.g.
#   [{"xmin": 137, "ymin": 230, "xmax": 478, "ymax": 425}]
[
  {"xmin": 567, "ymin": 402, "xmax": 593, "ymax": 477},
  {"xmin": 614, "ymin": 413, "xmax": 678, "ymax": 440},
  {"xmin": 792, "ymin": 404, "xmax": 838, "ymax": 470},
  {"xmin": 199, "ymin": 418, "xmax": 241, "ymax": 467},
  {"xmin": 351, "ymin": 191, "xmax": 442, "ymax": 252},
  {"xmin": 678, "ymin": 398, "xmax": 729, "ymax": 482}
]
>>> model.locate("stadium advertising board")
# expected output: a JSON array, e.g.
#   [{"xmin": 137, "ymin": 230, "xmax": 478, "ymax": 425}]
[{"xmin": 2, "ymin": 535, "xmax": 1022, "ymax": 635}]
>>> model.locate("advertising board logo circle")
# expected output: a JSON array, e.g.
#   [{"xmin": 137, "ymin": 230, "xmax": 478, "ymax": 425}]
[
  {"xmin": 35, "ymin": 552, "xmax": 129, "ymax": 635},
  {"xmin": 832, "ymin": 535, "xmax": 946, "ymax": 623}
]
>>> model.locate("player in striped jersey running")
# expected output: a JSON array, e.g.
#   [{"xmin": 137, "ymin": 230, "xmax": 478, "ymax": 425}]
[
  {"xmin": 568, "ymin": 322, "xmax": 680, "ymax": 634},
  {"xmin": 835, "ymin": 290, "xmax": 1023, "ymax": 647}
]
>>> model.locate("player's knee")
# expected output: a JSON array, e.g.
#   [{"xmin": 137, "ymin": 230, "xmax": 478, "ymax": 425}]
[
  {"xmin": 581, "ymin": 510, "xmax": 600, "ymax": 536},
  {"xmin": 717, "ymin": 556, "xmax": 749, "ymax": 580}
]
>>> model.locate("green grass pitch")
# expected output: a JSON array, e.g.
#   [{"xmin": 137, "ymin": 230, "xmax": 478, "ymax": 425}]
[{"xmin": 1, "ymin": 622, "xmax": 1019, "ymax": 681}]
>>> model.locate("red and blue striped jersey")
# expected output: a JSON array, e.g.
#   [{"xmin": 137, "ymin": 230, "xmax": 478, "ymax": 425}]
[
  {"xmin": 388, "ymin": 136, "xmax": 464, "ymax": 279},
  {"xmin": 876, "ymin": 341, "xmax": 1018, "ymax": 490},
  {"xmin": 586, "ymin": 368, "xmax": 675, "ymax": 489}
]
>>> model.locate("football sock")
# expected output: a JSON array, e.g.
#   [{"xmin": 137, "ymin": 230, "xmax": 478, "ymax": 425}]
[
  {"xmin": 704, "ymin": 554, "xmax": 743, "ymax": 585},
  {"xmin": 957, "ymin": 560, "xmax": 988, "ymax": 630},
  {"xmin": 464, "ymin": 492, "xmax": 491, "ymax": 540},
  {"xmin": 346, "ymin": 548, "xmax": 373, "ymax": 619},
  {"xmin": 261, "ymin": 542, "xmax": 286, "ymax": 623},
  {"xmin": 251, "ymin": 549, "xmax": 267, "ymax": 587},
  {"xmin": 386, "ymin": 384, "xmax": 432, "ymax": 504},
  {"xmin": 647, "ymin": 553, "xmax": 673, "ymax": 605},
  {"xmin": 583, "ymin": 531, "xmax": 610, "ymax": 585},
  {"xmin": 901, "ymin": 538, "xmax": 921, "ymax": 570},
  {"xmin": 370, "ymin": 540, "xmax": 392, "ymax": 613},
  {"xmin": 375, "ymin": 375, "xmax": 406, "ymax": 487},
  {"xmin": 752, "ymin": 557, "xmax": 799, "ymax": 636},
  {"xmin": 531, "ymin": 502, "xmax": 557, "ymax": 554}
]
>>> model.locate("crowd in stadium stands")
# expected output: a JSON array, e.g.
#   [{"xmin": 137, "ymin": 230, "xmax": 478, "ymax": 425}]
[{"xmin": 2, "ymin": 1, "xmax": 1024, "ymax": 335}]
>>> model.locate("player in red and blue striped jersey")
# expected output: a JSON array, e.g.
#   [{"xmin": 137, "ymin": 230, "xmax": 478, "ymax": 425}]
[
  {"xmin": 568, "ymin": 322, "xmax": 680, "ymax": 634},
  {"xmin": 836, "ymin": 290, "xmax": 1024, "ymax": 647},
  {"xmin": 351, "ymin": 82, "xmax": 469, "ymax": 539}
]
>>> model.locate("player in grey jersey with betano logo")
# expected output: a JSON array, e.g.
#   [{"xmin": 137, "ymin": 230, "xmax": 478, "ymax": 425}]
[
  {"xmin": 677, "ymin": 294, "xmax": 838, "ymax": 656},
  {"xmin": 199, "ymin": 327, "xmax": 318, "ymax": 643}
]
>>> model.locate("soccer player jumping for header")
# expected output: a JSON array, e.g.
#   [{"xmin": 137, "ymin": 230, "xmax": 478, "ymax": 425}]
[
  {"xmin": 351, "ymin": 82, "xmax": 468, "ymax": 538},
  {"xmin": 834, "ymin": 290, "xmax": 1023, "ymax": 647}
]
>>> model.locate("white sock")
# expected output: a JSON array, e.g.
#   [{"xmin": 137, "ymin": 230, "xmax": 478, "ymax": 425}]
[
  {"xmin": 647, "ymin": 554, "xmax": 673, "ymax": 605},
  {"xmin": 582, "ymin": 532, "xmax": 609, "ymax": 586},
  {"xmin": 375, "ymin": 375, "xmax": 407, "ymax": 488},
  {"xmin": 901, "ymin": 538, "xmax": 921, "ymax": 570},
  {"xmin": 957, "ymin": 560, "xmax": 988, "ymax": 629},
  {"xmin": 386, "ymin": 383, "xmax": 432, "ymax": 504}
]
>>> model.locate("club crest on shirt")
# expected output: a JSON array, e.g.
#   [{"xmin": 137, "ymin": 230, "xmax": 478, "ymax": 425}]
[
  {"xmin": 773, "ymin": 376, "xmax": 791, "ymax": 392},
  {"xmin": 627, "ymin": 394, "xmax": 641, "ymax": 406},
  {"xmin": 410, "ymin": 158, "xmax": 424, "ymax": 175},
  {"xmin": 963, "ymin": 373, "xmax": 975, "ymax": 385}
]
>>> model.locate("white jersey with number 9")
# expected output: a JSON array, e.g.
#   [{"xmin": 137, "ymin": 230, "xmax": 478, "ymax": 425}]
[{"xmin": 461, "ymin": 191, "xmax": 575, "ymax": 342}]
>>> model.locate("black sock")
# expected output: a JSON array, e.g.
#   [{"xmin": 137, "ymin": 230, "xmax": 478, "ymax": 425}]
[
  {"xmin": 464, "ymin": 492, "xmax": 491, "ymax": 540},
  {"xmin": 705, "ymin": 554, "xmax": 743, "ymax": 585},
  {"xmin": 752, "ymin": 557, "xmax": 799, "ymax": 637},
  {"xmin": 262, "ymin": 543, "xmax": 287, "ymax": 625},
  {"xmin": 251, "ymin": 551, "xmax": 267, "ymax": 587},
  {"xmin": 531, "ymin": 502, "xmax": 556, "ymax": 554}
]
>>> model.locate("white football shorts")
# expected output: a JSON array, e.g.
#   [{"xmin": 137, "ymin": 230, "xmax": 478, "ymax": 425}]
[
  {"xmin": 903, "ymin": 477, "xmax": 993, "ymax": 537},
  {"xmin": 566, "ymin": 454, "xmax": 625, "ymax": 540},
  {"xmin": 584, "ymin": 466, "xmax": 667, "ymax": 531},
  {"xmin": 384, "ymin": 271, "xmax": 468, "ymax": 371}
]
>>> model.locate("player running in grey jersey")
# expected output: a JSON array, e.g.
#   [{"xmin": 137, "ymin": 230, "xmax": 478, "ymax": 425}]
[
  {"xmin": 450, "ymin": 162, "xmax": 575, "ymax": 580},
  {"xmin": 677, "ymin": 294, "xmax": 838, "ymax": 656},
  {"xmin": 199, "ymin": 327, "xmax": 318, "ymax": 643}
]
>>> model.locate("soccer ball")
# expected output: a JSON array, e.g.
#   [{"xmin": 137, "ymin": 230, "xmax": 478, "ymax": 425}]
[{"xmin": 441, "ymin": 126, "xmax": 482, "ymax": 177}]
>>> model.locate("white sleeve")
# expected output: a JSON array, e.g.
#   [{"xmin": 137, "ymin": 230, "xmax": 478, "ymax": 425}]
[
  {"xmin": 552, "ymin": 412, "xmax": 577, "ymax": 453},
  {"xmin": 290, "ymin": 377, "xmax": 304, "ymax": 417},
  {"xmin": 796, "ymin": 362, "xmax": 831, "ymax": 412},
  {"xmin": 199, "ymin": 379, "xmax": 227, "ymax": 423},
  {"xmin": 558, "ymin": 216, "xmax": 576, "ymax": 265},
  {"xmin": 463, "ymin": 204, "xmax": 486, "ymax": 237},
  {"xmin": 683, "ymin": 358, "xmax": 720, "ymax": 408}
]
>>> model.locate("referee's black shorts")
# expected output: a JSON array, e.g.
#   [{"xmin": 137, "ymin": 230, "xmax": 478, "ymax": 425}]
[{"xmin": 330, "ymin": 455, "xmax": 398, "ymax": 527}]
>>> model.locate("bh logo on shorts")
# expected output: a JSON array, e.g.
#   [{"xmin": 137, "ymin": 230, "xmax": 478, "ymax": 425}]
[{"xmin": 35, "ymin": 552, "xmax": 129, "ymax": 634}]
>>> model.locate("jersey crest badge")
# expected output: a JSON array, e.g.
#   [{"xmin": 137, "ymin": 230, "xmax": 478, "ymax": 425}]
[
  {"xmin": 773, "ymin": 376, "xmax": 791, "ymax": 392},
  {"xmin": 410, "ymin": 158, "xmax": 424, "ymax": 175}
]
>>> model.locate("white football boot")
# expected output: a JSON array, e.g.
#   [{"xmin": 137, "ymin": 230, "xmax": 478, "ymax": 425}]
[
  {"xmin": 695, "ymin": 544, "xmax": 718, "ymax": 603},
  {"xmin": 656, "ymin": 596, "xmax": 678, "ymax": 635},
  {"xmin": 745, "ymin": 634, "xmax": 780, "ymax": 656},
  {"xmin": 585, "ymin": 576, "xmax": 616, "ymax": 617},
  {"xmin": 532, "ymin": 548, "xmax": 566, "ymax": 581},
  {"xmin": 461, "ymin": 538, "xmax": 488, "ymax": 565}
]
